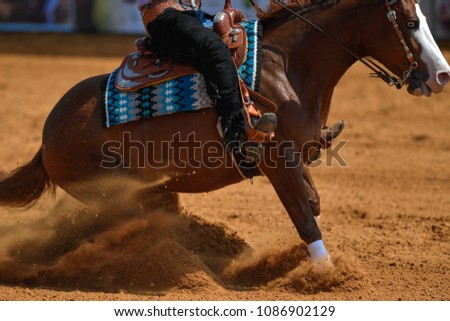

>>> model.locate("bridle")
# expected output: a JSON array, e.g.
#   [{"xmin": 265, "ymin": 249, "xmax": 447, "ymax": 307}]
[
  {"xmin": 385, "ymin": 0, "xmax": 418, "ymax": 86},
  {"xmin": 274, "ymin": 0, "xmax": 419, "ymax": 89}
]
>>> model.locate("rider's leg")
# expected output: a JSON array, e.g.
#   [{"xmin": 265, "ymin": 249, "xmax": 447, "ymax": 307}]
[{"xmin": 147, "ymin": 9, "xmax": 275, "ymax": 148}]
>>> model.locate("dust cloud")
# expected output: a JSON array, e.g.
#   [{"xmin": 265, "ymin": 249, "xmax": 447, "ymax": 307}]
[{"xmin": 0, "ymin": 189, "xmax": 360, "ymax": 294}]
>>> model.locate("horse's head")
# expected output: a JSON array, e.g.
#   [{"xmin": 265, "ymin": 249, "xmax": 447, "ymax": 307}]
[{"xmin": 363, "ymin": 0, "xmax": 450, "ymax": 96}]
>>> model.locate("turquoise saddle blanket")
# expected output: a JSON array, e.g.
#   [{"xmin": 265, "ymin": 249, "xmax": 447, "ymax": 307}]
[{"xmin": 103, "ymin": 20, "xmax": 262, "ymax": 128}]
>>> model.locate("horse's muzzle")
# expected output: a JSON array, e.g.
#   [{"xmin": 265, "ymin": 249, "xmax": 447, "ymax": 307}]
[
  {"xmin": 424, "ymin": 68, "xmax": 450, "ymax": 95},
  {"xmin": 407, "ymin": 69, "xmax": 431, "ymax": 97},
  {"xmin": 407, "ymin": 78, "xmax": 432, "ymax": 97},
  {"xmin": 435, "ymin": 70, "xmax": 450, "ymax": 90}
]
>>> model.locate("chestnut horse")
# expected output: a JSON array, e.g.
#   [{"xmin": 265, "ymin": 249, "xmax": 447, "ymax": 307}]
[{"xmin": 1, "ymin": 0, "xmax": 449, "ymax": 271}]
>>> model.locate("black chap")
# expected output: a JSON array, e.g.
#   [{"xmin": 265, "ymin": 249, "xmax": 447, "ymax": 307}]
[{"xmin": 147, "ymin": 9, "xmax": 242, "ymax": 118}]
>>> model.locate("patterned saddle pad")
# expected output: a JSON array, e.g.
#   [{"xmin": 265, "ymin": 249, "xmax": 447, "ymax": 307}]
[{"xmin": 103, "ymin": 20, "xmax": 262, "ymax": 128}]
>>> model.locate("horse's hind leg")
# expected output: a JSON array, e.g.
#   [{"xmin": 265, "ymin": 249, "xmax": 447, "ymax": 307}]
[{"xmin": 135, "ymin": 186, "xmax": 181, "ymax": 214}]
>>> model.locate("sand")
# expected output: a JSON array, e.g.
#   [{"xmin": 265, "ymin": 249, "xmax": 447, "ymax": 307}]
[{"xmin": 0, "ymin": 33, "xmax": 448, "ymax": 301}]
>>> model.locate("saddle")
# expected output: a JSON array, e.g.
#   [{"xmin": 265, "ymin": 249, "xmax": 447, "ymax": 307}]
[
  {"xmin": 115, "ymin": 5, "xmax": 277, "ymax": 143},
  {"xmin": 116, "ymin": 6, "xmax": 248, "ymax": 92}
]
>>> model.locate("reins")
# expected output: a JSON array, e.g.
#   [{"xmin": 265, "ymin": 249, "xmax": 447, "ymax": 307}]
[{"xmin": 273, "ymin": 0, "xmax": 418, "ymax": 89}]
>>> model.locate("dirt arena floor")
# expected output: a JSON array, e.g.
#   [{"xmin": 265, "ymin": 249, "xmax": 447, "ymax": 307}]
[{"xmin": 0, "ymin": 33, "xmax": 449, "ymax": 301}]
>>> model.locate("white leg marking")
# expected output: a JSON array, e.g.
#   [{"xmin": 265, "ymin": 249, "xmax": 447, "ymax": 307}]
[{"xmin": 307, "ymin": 240, "xmax": 334, "ymax": 273}]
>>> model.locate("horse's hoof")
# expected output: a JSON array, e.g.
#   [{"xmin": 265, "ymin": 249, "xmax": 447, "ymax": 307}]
[
  {"xmin": 327, "ymin": 120, "xmax": 346, "ymax": 139},
  {"xmin": 311, "ymin": 255, "xmax": 335, "ymax": 275},
  {"xmin": 321, "ymin": 120, "xmax": 346, "ymax": 148}
]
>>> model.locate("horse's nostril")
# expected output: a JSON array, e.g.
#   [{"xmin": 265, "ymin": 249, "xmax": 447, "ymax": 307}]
[{"xmin": 437, "ymin": 71, "xmax": 450, "ymax": 85}]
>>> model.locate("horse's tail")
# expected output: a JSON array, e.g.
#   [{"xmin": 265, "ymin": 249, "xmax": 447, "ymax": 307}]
[{"xmin": 0, "ymin": 147, "xmax": 55, "ymax": 208}]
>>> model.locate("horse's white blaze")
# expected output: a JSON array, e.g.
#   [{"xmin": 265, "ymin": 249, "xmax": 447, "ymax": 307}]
[{"xmin": 413, "ymin": 5, "xmax": 450, "ymax": 94}]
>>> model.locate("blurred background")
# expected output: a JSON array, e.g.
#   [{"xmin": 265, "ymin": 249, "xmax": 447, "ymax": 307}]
[
  {"xmin": 0, "ymin": 0, "xmax": 264, "ymax": 33},
  {"xmin": 0, "ymin": 0, "xmax": 449, "ymax": 38}
]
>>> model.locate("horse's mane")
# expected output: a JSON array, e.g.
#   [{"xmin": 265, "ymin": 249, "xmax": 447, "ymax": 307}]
[{"xmin": 252, "ymin": 0, "xmax": 340, "ymax": 20}]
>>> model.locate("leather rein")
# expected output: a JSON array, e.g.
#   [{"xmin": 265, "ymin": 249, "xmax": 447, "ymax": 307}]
[{"xmin": 274, "ymin": 0, "xmax": 418, "ymax": 89}]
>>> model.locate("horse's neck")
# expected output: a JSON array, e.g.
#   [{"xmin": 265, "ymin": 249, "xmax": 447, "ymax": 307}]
[{"xmin": 262, "ymin": 2, "xmax": 366, "ymax": 126}]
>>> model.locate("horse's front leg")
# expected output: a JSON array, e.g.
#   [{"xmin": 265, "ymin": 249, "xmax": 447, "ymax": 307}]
[
  {"xmin": 302, "ymin": 165, "xmax": 321, "ymax": 219},
  {"xmin": 259, "ymin": 143, "xmax": 333, "ymax": 272}
]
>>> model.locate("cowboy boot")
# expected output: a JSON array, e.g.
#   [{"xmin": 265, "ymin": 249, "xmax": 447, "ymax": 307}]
[
  {"xmin": 252, "ymin": 112, "xmax": 277, "ymax": 133},
  {"xmin": 220, "ymin": 112, "xmax": 277, "ymax": 153}
]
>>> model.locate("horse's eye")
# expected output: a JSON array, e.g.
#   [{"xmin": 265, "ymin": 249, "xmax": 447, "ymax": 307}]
[{"xmin": 407, "ymin": 21, "xmax": 418, "ymax": 29}]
